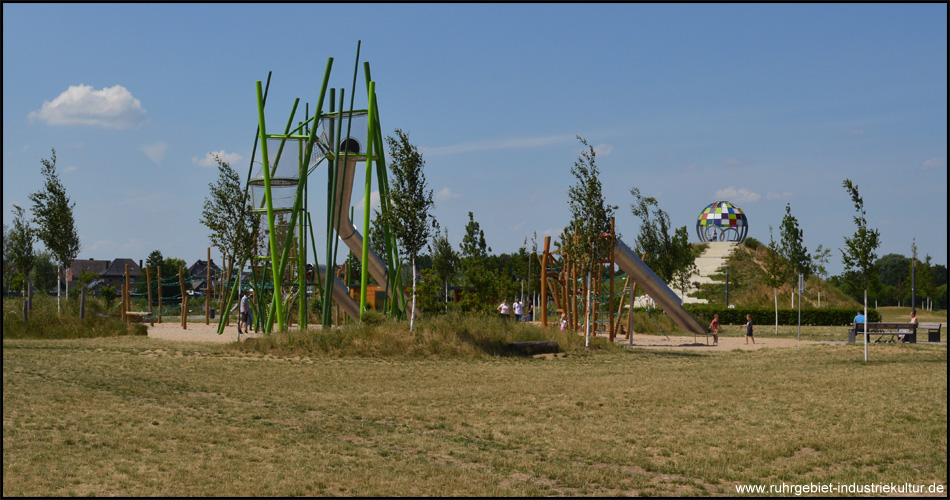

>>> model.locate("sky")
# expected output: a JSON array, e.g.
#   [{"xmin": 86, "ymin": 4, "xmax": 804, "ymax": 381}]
[{"xmin": 3, "ymin": 3, "xmax": 947, "ymax": 278}]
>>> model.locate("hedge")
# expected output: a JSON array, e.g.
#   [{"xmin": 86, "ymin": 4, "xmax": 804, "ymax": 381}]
[{"xmin": 680, "ymin": 304, "xmax": 881, "ymax": 326}]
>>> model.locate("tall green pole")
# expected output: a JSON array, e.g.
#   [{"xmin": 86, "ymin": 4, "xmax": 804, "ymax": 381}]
[
  {"xmin": 359, "ymin": 81, "xmax": 376, "ymax": 316},
  {"xmin": 255, "ymin": 80, "xmax": 285, "ymax": 332}
]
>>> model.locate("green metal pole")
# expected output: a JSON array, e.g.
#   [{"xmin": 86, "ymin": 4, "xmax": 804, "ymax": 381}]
[
  {"xmin": 255, "ymin": 81, "xmax": 285, "ymax": 332},
  {"xmin": 359, "ymin": 82, "xmax": 376, "ymax": 316}
]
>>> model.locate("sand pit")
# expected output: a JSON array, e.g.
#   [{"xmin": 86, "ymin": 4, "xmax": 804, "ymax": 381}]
[{"xmin": 146, "ymin": 321, "xmax": 261, "ymax": 343}]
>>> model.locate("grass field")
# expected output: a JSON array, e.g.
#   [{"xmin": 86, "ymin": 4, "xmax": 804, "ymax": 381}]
[{"xmin": 3, "ymin": 327, "xmax": 946, "ymax": 496}]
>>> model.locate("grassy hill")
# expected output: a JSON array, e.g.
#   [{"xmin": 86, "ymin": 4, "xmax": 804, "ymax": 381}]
[{"xmin": 688, "ymin": 239, "xmax": 862, "ymax": 310}]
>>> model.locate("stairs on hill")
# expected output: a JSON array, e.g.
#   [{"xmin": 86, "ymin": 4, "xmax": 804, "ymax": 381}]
[{"xmin": 677, "ymin": 241, "xmax": 739, "ymax": 304}]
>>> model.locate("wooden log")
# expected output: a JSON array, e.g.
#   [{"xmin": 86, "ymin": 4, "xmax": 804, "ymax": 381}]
[{"xmin": 507, "ymin": 340, "xmax": 560, "ymax": 356}]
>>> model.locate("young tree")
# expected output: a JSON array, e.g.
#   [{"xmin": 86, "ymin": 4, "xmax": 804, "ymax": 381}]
[
  {"xmin": 567, "ymin": 137, "xmax": 617, "ymax": 344},
  {"xmin": 29, "ymin": 148, "xmax": 81, "ymax": 314},
  {"xmin": 8, "ymin": 204, "xmax": 36, "ymax": 298},
  {"xmin": 810, "ymin": 244, "xmax": 832, "ymax": 306},
  {"xmin": 199, "ymin": 156, "xmax": 258, "ymax": 283},
  {"xmin": 430, "ymin": 227, "xmax": 459, "ymax": 310},
  {"xmin": 459, "ymin": 211, "xmax": 498, "ymax": 312},
  {"xmin": 383, "ymin": 129, "xmax": 436, "ymax": 331},
  {"xmin": 30, "ymin": 250, "xmax": 59, "ymax": 295},
  {"xmin": 629, "ymin": 187, "xmax": 696, "ymax": 285},
  {"xmin": 840, "ymin": 179, "xmax": 880, "ymax": 301},
  {"xmin": 780, "ymin": 203, "xmax": 811, "ymax": 281},
  {"xmin": 763, "ymin": 226, "xmax": 787, "ymax": 334}
]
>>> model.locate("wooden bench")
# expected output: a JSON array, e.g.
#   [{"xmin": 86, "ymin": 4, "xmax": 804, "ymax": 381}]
[
  {"xmin": 849, "ymin": 322, "xmax": 916, "ymax": 344},
  {"xmin": 919, "ymin": 322, "xmax": 943, "ymax": 342}
]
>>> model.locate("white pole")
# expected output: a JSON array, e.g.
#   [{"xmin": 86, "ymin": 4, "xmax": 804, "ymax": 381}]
[
  {"xmin": 585, "ymin": 273, "xmax": 591, "ymax": 348},
  {"xmin": 864, "ymin": 289, "xmax": 868, "ymax": 362}
]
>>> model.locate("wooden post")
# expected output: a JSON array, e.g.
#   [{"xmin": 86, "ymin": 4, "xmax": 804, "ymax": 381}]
[
  {"xmin": 146, "ymin": 266, "xmax": 154, "ymax": 326},
  {"xmin": 80, "ymin": 286, "xmax": 86, "ymax": 321},
  {"xmin": 541, "ymin": 236, "xmax": 550, "ymax": 327},
  {"xmin": 157, "ymin": 265, "xmax": 163, "ymax": 324},
  {"xmin": 608, "ymin": 218, "xmax": 616, "ymax": 342},
  {"xmin": 179, "ymin": 266, "xmax": 187, "ymax": 329},
  {"xmin": 124, "ymin": 264, "xmax": 130, "ymax": 324},
  {"xmin": 23, "ymin": 291, "xmax": 28, "ymax": 323},
  {"xmin": 206, "ymin": 248, "xmax": 211, "ymax": 325}
]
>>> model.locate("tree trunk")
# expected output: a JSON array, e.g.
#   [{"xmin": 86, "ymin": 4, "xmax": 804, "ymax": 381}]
[
  {"xmin": 57, "ymin": 264, "xmax": 62, "ymax": 314},
  {"xmin": 410, "ymin": 257, "xmax": 417, "ymax": 333},
  {"xmin": 774, "ymin": 288, "xmax": 778, "ymax": 335}
]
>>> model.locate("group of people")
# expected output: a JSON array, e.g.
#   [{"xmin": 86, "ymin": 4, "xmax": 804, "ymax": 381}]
[
  {"xmin": 853, "ymin": 309, "xmax": 917, "ymax": 343},
  {"xmin": 496, "ymin": 299, "xmax": 534, "ymax": 322},
  {"xmin": 707, "ymin": 313, "xmax": 757, "ymax": 345}
]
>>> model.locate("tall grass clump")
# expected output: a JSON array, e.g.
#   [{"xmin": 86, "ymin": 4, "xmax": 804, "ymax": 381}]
[
  {"xmin": 2, "ymin": 295, "xmax": 146, "ymax": 339},
  {"xmin": 228, "ymin": 311, "xmax": 617, "ymax": 359}
]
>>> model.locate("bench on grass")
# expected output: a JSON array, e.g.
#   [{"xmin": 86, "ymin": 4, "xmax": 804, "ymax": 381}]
[
  {"xmin": 919, "ymin": 322, "xmax": 943, "ymax": 342},
  {"xmin": 848, "ymin": 322, "xmax": 916, "ymax": 344}
]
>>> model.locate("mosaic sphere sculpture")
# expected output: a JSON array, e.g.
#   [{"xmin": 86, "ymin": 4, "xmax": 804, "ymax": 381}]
[{"xmin": 696, "ymin": 201, "xmax": 748, "ymax": 243}]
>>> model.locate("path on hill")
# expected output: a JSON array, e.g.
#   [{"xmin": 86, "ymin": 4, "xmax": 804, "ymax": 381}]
[{"xmin": 678, "ymin": 241, "xmax": 739, "ymax": 304}]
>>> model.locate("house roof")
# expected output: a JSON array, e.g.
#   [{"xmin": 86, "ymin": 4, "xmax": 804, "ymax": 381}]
[
  {"xmin": 100, "ymin": 258, "xmax": 142, "ymax": 278},
  {"xmin": 69, "ymin": 259, "xmax": 111, "ymax": 279}
]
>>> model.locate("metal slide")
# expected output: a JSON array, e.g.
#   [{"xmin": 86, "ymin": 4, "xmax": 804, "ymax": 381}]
[
  {"xmin": 613, "ymin": 238, "xmax": 706, "ymax": 335},
  {"xmin": 318, "ymin": 264, "xmax": 360, "ymax": 321},
  {"xmin": 328, "ymin": 156, "xmax": 419, "ymax": 318}
]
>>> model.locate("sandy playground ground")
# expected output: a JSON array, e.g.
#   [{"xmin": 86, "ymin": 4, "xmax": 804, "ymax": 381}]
[{"xmin": 145, "ymin": 321, "xmax": 817, "ymax": 351}]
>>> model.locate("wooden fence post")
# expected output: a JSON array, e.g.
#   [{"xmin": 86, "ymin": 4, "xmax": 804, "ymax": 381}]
[{"xmin": 179, "ymin": 266, "xmax": 187, "ymax": 329}]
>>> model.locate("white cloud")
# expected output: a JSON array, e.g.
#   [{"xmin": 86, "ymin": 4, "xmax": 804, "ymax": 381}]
[
  {"xmin": 922, "ymin": 156, "xmax": 946, "ymax": 170},
  {"xmin": 593, "ymin": 143, "xmax": 614, "ymax": 156},
  {"xmin": 62, "ymin": 165, "xmax": 78, "ymax": 174},
  {"xmin": 355, "ymin": 191, "xmax": 381, "ymax": 212},
  {"xmin": 142, "ymin": 142, "xmax": 167, "ymax": 165},
  {"xmin": 28, "ymin": 84, "xmax": 147, "ymax": 129},
  {"xmin": 422, "ymin": 134, "xmax": 576, "ymax": 157},
  {"xmin": 766, "ymin": 191, "xmax": 793, "ymax": 201},
  {"xmin": 714, "ymin": 186, "xmax": 761, "ymax": 204},
  {"xmin": 193, "ymin": 150, "xmax": 244, "ymax": 167},
  {"xmin": 435, "ymin": 187, "xmax": 462, "ymax": 202}
]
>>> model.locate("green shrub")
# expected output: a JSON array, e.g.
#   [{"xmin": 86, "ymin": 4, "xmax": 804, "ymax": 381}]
[
  {"xmin": 683, "ymin": 303, "xmax": 881, "ymax": 326},
  {"xmin": 2, "ymin": 295, "xmax": 143, "ymax": 339}
]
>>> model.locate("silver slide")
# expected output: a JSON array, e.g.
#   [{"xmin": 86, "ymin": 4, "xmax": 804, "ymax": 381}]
[
  {"xmin": 613, "ymin": 238, "xmax": 706, "ymax": 335},
  {"xmin": 328, "ymin": 157, "xmax": 419, "ymax": 318},
  {"xmin": 318, "ymin": 264, "xmax": 360, "ymax": 321}
]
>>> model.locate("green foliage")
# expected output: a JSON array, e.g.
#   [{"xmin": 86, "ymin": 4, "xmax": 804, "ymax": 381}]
[
  {"xmin": 229, "ymin": 311, "xmax": 597, "ymax": 359},
  {"xmin": 30, "ymin": 250, "xmax": 58, "ymax": 294},
  {"xmin": 779, "ymin": 203, "xmax": 811, "ymax": 283},
  {"xmin": 28, "ymin": 148, "xmax": 81, "ymax": 307},
  {"xmin": 8, "ymin": 204, "xmax": 35, "ymax": 294},
  {"xmin": 199, "ymin": 156, "xmax": 257, "ymax": 274},
  {"xmin": 429, "ymin": 227, "xmax": 458, "ymax": 307},
  {"xmin": 629, "ymin": 186, "xmax": 695, "ymax": 284},
  {"xmin": 840, "ymin": 179, "xmax": 880, "ymax": 292},
  {"xmin": 762, "ymin": 226, "xmax": 787, "ymax": 289},
  {"xmin": 566, "ymin": 137, "xmax": 617, "ymax": 278},
  {"xmin": 743, "ymin": 237, "xmax": 761, "ymax": 250},
  {"xmin": 2, "ymin": 295, "xmax": 144, "ymax": 339}
]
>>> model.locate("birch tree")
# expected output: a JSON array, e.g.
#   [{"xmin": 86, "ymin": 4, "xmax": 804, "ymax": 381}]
[
  {"xmin": 384, "ymin": 129, "xmax": 435, "ymax": 331},
  {"xmin": 29, "ymin": 148, "xmax": 80, "ymax": 314}
]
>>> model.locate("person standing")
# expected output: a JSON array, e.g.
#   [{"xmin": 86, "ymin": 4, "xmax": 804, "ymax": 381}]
[
  {"xmin": 524, "ymin": 300, "xmax": 534, "ymax": 322},
  {"xmin": 745, "ymin": 313, "xmax": 757, "ymax": 345},
  {"xmin": 497, "ymin": 299, "xmax": 509, "ymax": 319},
  {"xmin": 709, "ymin": 314, "xmax": 720, "ymax": 345},
  {"xmin": 239, "ymin": 289, "xmax": 251, "ymax": 334},
  {"xmin": 513, "ymin": 298, "xmax": 523, "ymax": 322}
]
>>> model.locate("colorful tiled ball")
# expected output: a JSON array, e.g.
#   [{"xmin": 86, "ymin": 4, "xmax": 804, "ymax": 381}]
[{"xmin": 696, "ymin": 201, "xmax": 748, "ymax": 242}]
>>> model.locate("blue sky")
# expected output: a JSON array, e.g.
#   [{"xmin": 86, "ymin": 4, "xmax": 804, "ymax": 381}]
[{"xmin": 3, "ymin": 3, "xmax": 947, "ymax": 277}]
